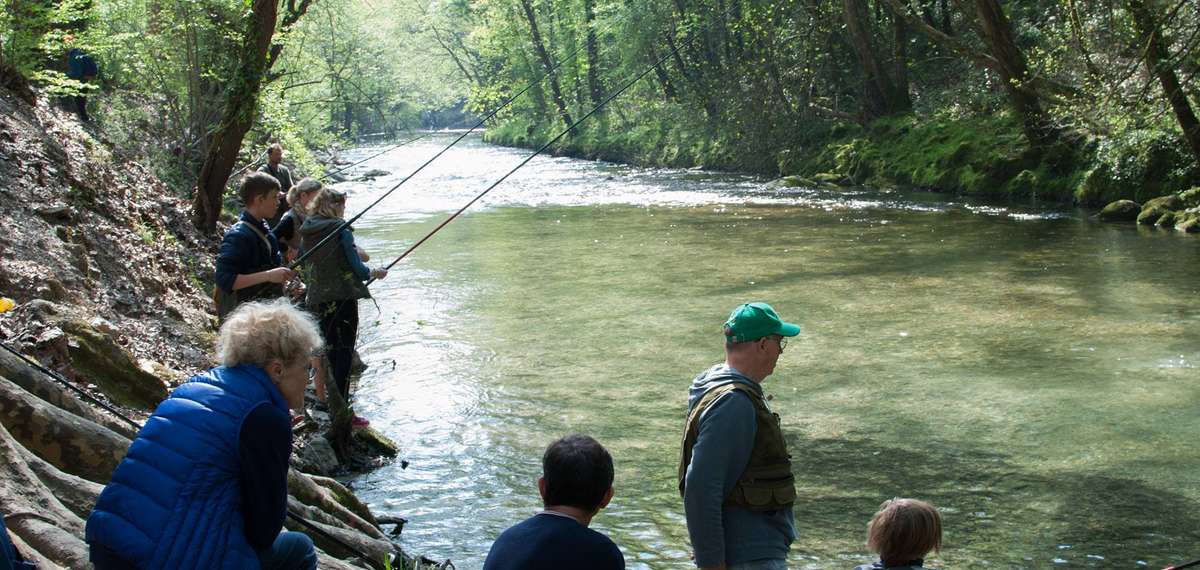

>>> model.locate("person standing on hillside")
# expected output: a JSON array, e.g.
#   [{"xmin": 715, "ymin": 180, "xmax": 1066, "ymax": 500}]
[
  {"xmin": 679, "ymin": 302, "xmax": 801, "ymax": 570},
  {"xmin": 273, "ymin": 177, "xmax": 322, "ymax": 263},
  {"xmin": 64, "ymin": 35, "xmax": 98, "ymax": 122},
  {"xmin": 258, "ymin": 143, "xmax": 294, "ymax": 226},
  {"xmin": 214, "ymin": 172, "xmax": 294, "ymax": 321}
]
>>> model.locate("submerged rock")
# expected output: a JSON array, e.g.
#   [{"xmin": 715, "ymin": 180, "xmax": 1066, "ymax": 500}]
[
  {"xmin": 774, "ymin": 175, "xmax": 816, "ymax": 188},
  {"xmin": 355, "ymin": 169, "xmax": 390, "ymax": 181},
  {"xmin": 353, "ymin": 426, "xmax": 399, "ymax": 458},
  {"xmin": 1098, "ymin": 200, "xmax": 1140, "ymax": 222}
]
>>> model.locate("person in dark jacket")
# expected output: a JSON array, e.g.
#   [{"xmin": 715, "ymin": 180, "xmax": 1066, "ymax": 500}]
[
  {"xmin": 482, "ymin": 434, "xmax": 624, "ymax": 570},
  {"xmin": 259, "ymin": 143, "xmax": 294, "ymax": 227},
  {"xmin": 272, "ymin": 177, "xmax": 322, "ymax": 263},
  {"xmin": 298, "ymin": 188, "xmax": 386, "ymax": 426},
  {"xmin": 214, "ymin": 172, "xmax": 295, "ymax": 321},
  {"xmin": 853, "ymin": 498, "xmax": 942, "ymax": 570},
  {"xmin": 64, "ymin": 35, "xmax": 98, "ymax": 122},
  {"xmin": 85, "ymin": 299, "xmax": 324, "ymax": 570}
]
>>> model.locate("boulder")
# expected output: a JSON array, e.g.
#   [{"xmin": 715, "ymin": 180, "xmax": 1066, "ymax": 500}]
[
  {"xmin": 813, "ymin": 172, "xmax": 851, "ymax": 187},
  {"xmin": 1180, "ymin": 187, "xmax": 1200, "ymax": 208},
  {"xmin": 774, "ymin": 176, "xmax": 816, "ymax": 188},
  {"xmin": 353, "ymin": 426, "xmax": 399, "ymax": 458},
  {"xmin": 1176, "ymin": 210, "xmax": 1200, "ymax": 233},
  {"xmin": 293, "ymin": 436, "xmax": 340, "ymax": 476},
  {"xmin": 1156, "ymin": 211, "xmax": 1178, "ymax": 228},
  {"xmin": 1137, "ymin": 194, "xmax": 1183, "ymax": 225},
  {"xmin": 1098, "ymin": 200, "xmax": 1141, "ymax": 222},
  {"xmin": 59, "ymin": 320, "xmax": 168, "ymax": 410}
]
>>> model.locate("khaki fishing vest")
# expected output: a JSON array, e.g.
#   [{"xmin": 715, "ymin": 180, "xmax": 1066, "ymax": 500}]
[{"xmin": 678, "ymin": 383, "xmax": 797, "ymax": 511}]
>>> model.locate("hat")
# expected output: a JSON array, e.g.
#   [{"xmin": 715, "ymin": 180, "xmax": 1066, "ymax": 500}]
[{"xmin": 723, "ymin": 302, "xmax": 801, "ymax": 343}]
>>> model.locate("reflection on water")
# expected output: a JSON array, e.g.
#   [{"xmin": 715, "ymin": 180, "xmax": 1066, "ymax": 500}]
[{"xmin": 342, "ymin": 134, "xmax": 1200, "ymax": 569}]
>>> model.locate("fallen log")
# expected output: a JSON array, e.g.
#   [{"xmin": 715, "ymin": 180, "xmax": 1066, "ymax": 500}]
[
  {"xmin": 309, "ymin": 474, "xmax": 379, "ymax": 527},
  {"xmin": 284, "ymin": 515, "xmax": 392, "ymax": 569},
  {"xmin": 0, "ymin": 374, "xmax": 129, "ymax": 483}
]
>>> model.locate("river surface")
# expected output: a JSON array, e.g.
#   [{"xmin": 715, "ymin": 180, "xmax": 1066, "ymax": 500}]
[{"xmin": 336, "ymin": 133, "xmax": 1200, "ymax": 569}]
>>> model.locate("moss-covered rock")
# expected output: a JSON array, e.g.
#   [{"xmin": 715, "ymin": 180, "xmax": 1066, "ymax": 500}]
[
  {"xmin": 59, "ymin": 320, "xmax": 169, "ymax": 410},
  {"xmin": 775, "ymin": 176, "xmax": 816, "ymax": 188},
  {"xmin": 1179, "ymin": 187, "xmax": 1200, "ymax": 208},
  {"xmin": 813, "ymin": 172, "xmax": 849, "ymax": 186},
  {"xmin": 1137, "ymin": 195, "xmax": 1183, "ymax": 225},
  {"xmin": 1156, "ymin": 211, "xmax": 1178, "ymax": 227},
  {"xmin": 1175, "ymin": 208, "xmax": 1200, "ymax": 232},
  {"xmin": 1098, "ymin": 200, "xmax": 1141, "ymax": 222},
  {"xmin": 353, "ymin": 426, "xmax": 399, "ymax": 458}
]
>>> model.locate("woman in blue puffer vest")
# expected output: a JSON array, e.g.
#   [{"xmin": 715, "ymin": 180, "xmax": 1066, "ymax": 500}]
[{"xmin": 85, "ymin": 299, "xmax": 324, "ymax": 569}]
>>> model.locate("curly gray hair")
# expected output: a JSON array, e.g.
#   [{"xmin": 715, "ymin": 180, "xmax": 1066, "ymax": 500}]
[{"xmin": 217, "ymin": 299, "xmax": 324, "ymax": 368}]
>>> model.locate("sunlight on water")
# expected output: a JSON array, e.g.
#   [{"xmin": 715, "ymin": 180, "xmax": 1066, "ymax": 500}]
[{"xmin": 340, "ymin": 133, "xmax": 1200, "ymax": 569}]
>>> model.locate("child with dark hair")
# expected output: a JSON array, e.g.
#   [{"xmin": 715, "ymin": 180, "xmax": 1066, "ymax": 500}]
[
  {"xmin": 855, "ymin": 498, "xmax": 943, "ymax": 570},
  {"xmin": 482, "ymin": 434, "xmax": 624, "ymax": 570},
  {"xmin": 214, "ymin": 172, "xmax": 295, "ymax": 321}
]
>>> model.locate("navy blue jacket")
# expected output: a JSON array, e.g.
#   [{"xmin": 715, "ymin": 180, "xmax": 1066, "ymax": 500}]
[
  {"xmin": 86, "ymin": 365, "xmax": 293, "ymax": 569},
  {"xmin": 215, "ymin": 211, "xmax": 282, "ymax": 294},
  {"xmin": 482, "ymin": 513, "xmax": 624, "ymax": 570},
  {"xmin": 67, "ymin": 48, "xmax": 98, "ymax": 79}
]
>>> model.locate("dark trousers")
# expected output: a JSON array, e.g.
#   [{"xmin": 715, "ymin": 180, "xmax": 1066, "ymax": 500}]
[{"xmin": 316, "ymin": 299, "xmax": 359, "ymax": 400}]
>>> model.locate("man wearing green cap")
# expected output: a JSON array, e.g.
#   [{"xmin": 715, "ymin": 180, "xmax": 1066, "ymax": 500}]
[{"xmin": 678, "ymin": 302, "xmax": 801, "ymax": 570}]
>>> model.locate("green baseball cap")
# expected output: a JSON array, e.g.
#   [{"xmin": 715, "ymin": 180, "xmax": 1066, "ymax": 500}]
[{"xmin": 723, "ymin": 302, "xmax": 802, "ymax": 343}]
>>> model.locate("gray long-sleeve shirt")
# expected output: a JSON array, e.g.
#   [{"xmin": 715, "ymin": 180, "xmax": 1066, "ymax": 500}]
[{"xmin": 683, "ymin": 364, "xmax": 795, "ymax": 567}]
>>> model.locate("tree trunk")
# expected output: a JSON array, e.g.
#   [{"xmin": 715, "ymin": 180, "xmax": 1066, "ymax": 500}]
[
  {"xmin": 0, "ymin": 374, "xmax": 130, "ymax": 483},
  {"xmin": 0, "ymin": 347, "xmax": 140, "ymax": 439},
  {"xmin": 584, "ymin": 0, "xmax": 603, "ymax": 106},
  {"xmin": 191, "ymin": 0, "xmax": 281, "ymax": 231},
  {"xmin": 1127, "ymin": 0, "xmax": 1200, "ymax": 166},
  {"xmin": 843, "ymin": 0, "xmax": 911, "ymax": 119},
  {"xmin": 972, "ymin": 0, "xmax": 1055, "ymax": 146},
  {"xmin": 519, "ymin": 0, "xmax": 574, "ymax": 130}
]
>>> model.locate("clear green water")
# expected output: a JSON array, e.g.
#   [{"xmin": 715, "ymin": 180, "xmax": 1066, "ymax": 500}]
[{"xmin": 343, "ymin": 134, "xmax": 1200, "ymax": 569}]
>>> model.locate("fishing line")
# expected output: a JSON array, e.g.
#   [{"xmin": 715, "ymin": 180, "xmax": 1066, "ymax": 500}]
[
  {"xmin": 318, "ymin": 131, "xmax": 433, "ymax": 182},
  {"xmin": 1165, "ymin": 559, "xmax": 1200, "ymax": 570},
  {"xmin": 367, "ymin": 10, "xmax": 724, "ymax": 282},
  {"xmin": 288, "ymin": 40, "xmax": 588, "ymax": 270}
]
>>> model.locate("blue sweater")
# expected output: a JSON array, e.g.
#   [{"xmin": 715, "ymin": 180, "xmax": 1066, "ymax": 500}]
[
  {"xmin": 481, "ymin": 513, "xmax": 624, "ymax": 570},
  {"xmin": 683, "ymin": 364, "xmax": 796, "ymax": 567}
]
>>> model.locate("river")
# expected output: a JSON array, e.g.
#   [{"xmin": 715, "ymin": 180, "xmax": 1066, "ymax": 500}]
[{"xmin": 334, "ymin": 133, "xmax": 1200, "ymax": 569}]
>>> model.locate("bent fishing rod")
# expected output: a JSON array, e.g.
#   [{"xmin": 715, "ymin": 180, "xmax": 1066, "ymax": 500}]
[
  {"xmin": 367, "ymin": 16, "xmax": 720, "ymax": 284},
  {"xmin": 288, "ymin": 41, "xmax": 588, "ymax": 271}
]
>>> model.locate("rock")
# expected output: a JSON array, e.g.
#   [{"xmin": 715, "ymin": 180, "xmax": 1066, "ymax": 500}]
[
  {"xmin": 35, "ymin": 204, "xmax": 76, "ymax": 224},
  {"xmin": 137, "ymin": 358, "xmax": 186, "ymax": 386},
  {"xmin": 59, "ymin": 319, "xmax": 168, "ymax": 410},
  {"xmin": 774, "ymin": 176, "xmax": 816, "ymax": 188},
  {"xmin": 350, "ymin": 350, "xmax": 367, "ymax": 377},
  {"xmin": 64, "ymin": 244, "xmax": 88, "ymax": 274},
  {"xmin": 1180, "ymin": 187, "xmax": 1200, "ymax": 208},
  {"xmin": 353, "ymin": 426, "xmax": 399, "ymax": 458},
  {"xmin": 355, "ymin": 169, "xmax": 390, "ymax": 181},
  {"xmin": 1156, "ymin": 211, "xmax": 1178, "ymax": 228},
  {"xmin": 25, "ymin": 300, "xmax": 63, "ymax": 320},
  {"xmin": 293, "ymin": 436, "xmax": 340, "ymax": 476},
  {"xmin": 89, "ymin": 317, "xmax": 117, "ymax": 336},
  {"xmin": 1137, "ymin": 194, "xmax": 1183, "ymax": 225},
  {"xmin": 1098, "ymin": 200, "xmax": 1141, "ymax": 222},
  {"xmin": 813, "ymin": 172, "xmax": 850, "ymax": 187},
  {"xmin": 1177, "ymin": 211, "xmax": 1200, "ymax": 233}
]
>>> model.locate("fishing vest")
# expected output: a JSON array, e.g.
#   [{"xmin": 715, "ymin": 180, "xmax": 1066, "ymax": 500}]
[
  {"xmin": 299, "ymin": 217, "xmax": 370, "ymax": 308},
  {"xmin": 215, "ymin": 220, "xmax": 284, "ymax": 321},
  {"xmin": 678, "ymin": 383, "xmax": 797, "ymax": 511},
  {"xmin": 86, "ymin": 365, "xmax": 289, "ymax": 569}
]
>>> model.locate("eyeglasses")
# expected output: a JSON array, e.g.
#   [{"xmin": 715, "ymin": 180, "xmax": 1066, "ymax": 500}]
[{"xmin": 762, "ymin": 335, "xmax": 786, "ymax": 352}]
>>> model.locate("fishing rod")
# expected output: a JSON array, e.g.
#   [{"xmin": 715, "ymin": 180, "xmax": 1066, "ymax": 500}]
[
  {"xmin": 318, "ymin": 131, "xmax": 433, "ymax": 182},
  {"xmin": 0, "ymin": 336, "xmax": 389, "ymax": 564},
  {"xmin": 367, "ymin": 14, "xmax": 719, "ymax": 283},
  {"xmin": 1166, "ymin": 559, "xmax": 1200, "ymax": 570},
  {"xmin": 0, "ymin": 339, "xmax": 143, "ymax": 431},
  {"xmin": 288, "ymin": 41, "xmax": 589, "ymax": 271}
]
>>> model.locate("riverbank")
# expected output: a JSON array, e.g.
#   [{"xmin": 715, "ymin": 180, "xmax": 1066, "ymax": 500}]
[
  {"xmin": 0, "ymin": 80, "xmax": 442, "ymax": 568},
  {"xmin": 483, "ymin": 110, "xmax": 1199, "ymax": 209}
]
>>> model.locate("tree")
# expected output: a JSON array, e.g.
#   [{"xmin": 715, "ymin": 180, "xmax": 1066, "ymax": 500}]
[
  {"xmin": 842, "ymin": 0, "xmax": 912, "ymax": 119},
  {"xmin": 1126, "ymin": 0, "xmax": 1200, "ymax": 166},
  {"xmin": 519, "ymin": 0, "xmax": 574, "ymax": 130},
  {"xmin": 191, "ymin": 0, "xmax": 280, "ymax": 231}
]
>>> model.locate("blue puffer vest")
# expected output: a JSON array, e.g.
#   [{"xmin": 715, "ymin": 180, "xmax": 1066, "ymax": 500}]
[{"xmin": 85, "ymin": 365, "xmax": 289, "ymax": 569}]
